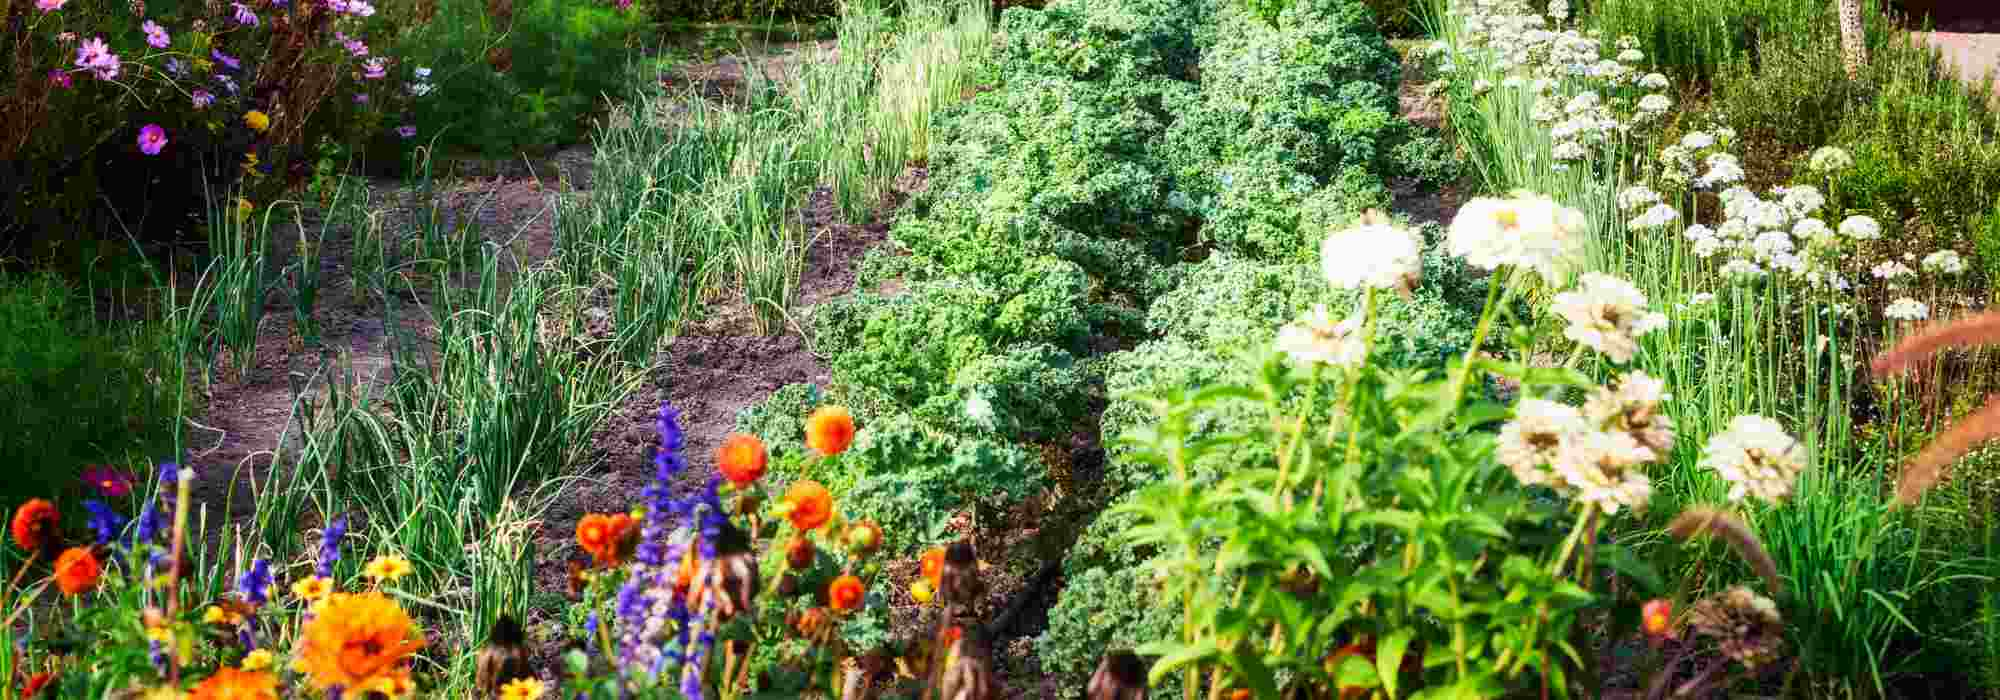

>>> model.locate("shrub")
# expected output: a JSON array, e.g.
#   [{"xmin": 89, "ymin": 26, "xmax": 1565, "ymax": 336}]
[{"xmin": 993, "ymin": 0, "xmax": 1217, "ymax": 83}]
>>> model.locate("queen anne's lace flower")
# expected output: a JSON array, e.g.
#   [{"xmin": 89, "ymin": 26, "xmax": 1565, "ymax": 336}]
[
  {"xmin": 1320, "ymin": 218, "xmax": 1422, "ymax": 291},
  {"xmin": 1274, "ymin": 305, "xmax": 1365, "ymax": 368},
  {"xmin": 1637, "ymin": 94, "xmax": 1672, "ymax": 113},
  {"xmin": 1627, "ymin": 203, "xmax": 1678, "ymax": 231},
  {"xmin": 1808, "ymin": 146, "xmax": 1853, "ymax": 173},
  {"xmin": 1497, "ymin": 399, "xmax": 1586, "ymax": 488},
  {"xmin": 1791, "ymin": 218, "xmax": 1832, "ymax": 244},
  {"xmin": 1679, "ymin": 132, "xmax": 1714, "ymax": 151},
  {"xmin": 1618, "ymin": 185, "xmax": 1662, "ymax": 212},
  {"xmin": 1839, "ymin": 215, "xmax": 1882, "ymax": 240},
  {"xmin": 1720, "ymin": 259, "xmax": 1765, "ymax": 279},
  {"xmin": 1550, "ymin": 273, "xmax": 1667, "ymax": 363},
  {"xmin": 1640, "ymin": 72, "xmax": 1670, "ymax": 89},
  {"xmin": 1922, "ymin": 249, "xmax": 1966, "ymax": 274},
  {"xmin": 1697, "ymin": 153, "xmax": 1745, "ymax": 189},
  {"xmin": 1884, "ymin": 297, "xmax": 1929, "ymax": 321},
  {"xmin": 1447, "ymin": 193, "xmax": 1587, "ymax": 281},
  {"xmin": 1700, "ymin": 415, "xmax": 1806, "ymax": 503},
  {"xmin": 1777, "ymin": 185, "xmax": 1825, "ymax": 216}
]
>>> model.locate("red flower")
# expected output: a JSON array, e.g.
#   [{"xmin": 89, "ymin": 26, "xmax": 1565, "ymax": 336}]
[
  {"xmin": 81, "ymin": 466, "xmax": 134, "ymax": 499},
  {"xmin": 575, "ymin": 513, "xmax": 636, "ymax": 566},
  {"xmin": 920, "ymin": 547, "xmax": 946, "ymax": 588},
  {"xmin": 782, "ymin": 481, "xmax": 833, "ymax": 532},
  {"xmin": 828, "ymin": 574, "xmax": 865, "ymax": 612},
  {"xmin": 54, "ymin": 547, "xmax": 101, "ymax": 595},
  {"xmin": 22, "ymin": 672, "xmax": 56, "ymax": 698},
  {"xmin": 11, "ymin": 499, "xmax": 58, "ymax": 554},
  {"xmin": 804, "ymin": 406, "xmax": 855, "ymax": 457},
  {"xmin": 1642, "ymin": 598, "xmax": 1675, "ymax": 638},
  {"xmin": 716, "ymin": 434, "xmax": 768, "ymax": 486}
]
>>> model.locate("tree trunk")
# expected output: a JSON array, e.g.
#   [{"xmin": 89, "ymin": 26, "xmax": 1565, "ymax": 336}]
[{"xmin": 1837, "ymin": 0, "xmax": 1868, "ymax": 79}]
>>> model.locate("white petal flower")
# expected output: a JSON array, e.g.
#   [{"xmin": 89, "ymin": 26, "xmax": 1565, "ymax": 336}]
[
  {"xmin": 1691, "ymin": 236, "xmax": 1724, "ymax": 258},
  {"xmin": 1840, "ymin": 215, "xmax": 1882, "ymax": 240},
  {"xmin": 1584, "ymin": 371, "xmax": 1675, "ymax": 456},
  {"xmin": 1778, "ymin": 185, "xmax": 1825, "ymax": 216},
  {"xmin": 1683, "ymin": 224, "xmax": 1715, "ymax": 242},
  {"xmin": 1884, "ymin": 297, "xmax": 1929, "ymax": 321},
  {"xmin": 1678, "ymin": 132, "xmax": 1714, "ymax": 151},
  {"xmin": 1697, "ymin": 153, "xmax": 1745, "ymax": 189},
  {"xmin": 1497, "ymin": 399, "xmax": 1587, "ymax": 488},
  {"xmin": 1552, "ymin": 141, "xmax": 1588, "ymax": 161},
  {"xmin": 1870, "ymin": 260, "xmax": 1915, "ymax": 280},
  {"xmin": 1554, "ymin": 430, "xmax": 1655, "ymax": 515},
  {"xmin": 1791, "ymin": 218, "xmax": 1833, "ymax": 244},
  {"xmin": 1550, "ymin": 272, "xmax": 1667, "ymax": 363},
  {"xmin": 1922, "ymin": 249, "xmax": 1966, "ymax": 274},
  {"xmin": 1320, "ymin": 219, "xmax": 1423, "ymax": 291},
  {"xmin": 1701, "ymin": 415, "xmax": 1807, "ymax": 504},
  {"xmin": 1721, "ymin": 259, "xmax": 1765, "ymax": 279},
  {"xmin": 1446, "ymin": 193, "xmax": 1588, "ymax": 282},
  {"xmin": 1274, "ymin": 305, "xmax": 1366, "ymax": 368},
  {"xmin": 1637, "ymin": 94, "xmax": 1672, "ymax": 113},
  {"xmin": 1808, "ymin": 146, "xmax": 1853, "ymax": 173},
  {"xmin": 1618, "ymin": 185, "xmax": 1662, "ymax": 212},
  {"xmin": 1627, "ymin": 203, "xmax": 1679, "ymax": 231},
  {"xmin": 1617, "ymin": 48, "xmax": 1645, "ymax": 63},
  {"xmin": 1640, "ymin": 72, "xmax": 1670, "ymax": 89}
]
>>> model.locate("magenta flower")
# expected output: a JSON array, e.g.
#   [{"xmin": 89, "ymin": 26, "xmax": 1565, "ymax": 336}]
[
  {"xmin": 362, "ymin": 58, "xmax": 386, "ymax": 80},
  {"xmin": 142, "ymin": 20, "xmax": 169, "ymax": 48},
  {"xmin": 343, "ymin": 38, "xmax": 368, "ymax": 57},
  {"xmin": 47, "ymin": 70, "xmax": 72, "ymax": 88},
  {"xmin": 35, "ymin": 0, "xmax": 64, "ymax": 12},
  {"xmin": 81, "ymin": 465, "xmax": 136, "ymax": 498},
  {"xmin": 212, "ymin": 48, "xmax": 239, "ymax": 71},
  {"xmin": 395, "ymin": 125, "xmax": 416, "ymax": 139},
  {"xmin": 346, "ymin": 0, "xmax": 375, "ymax": 15},
  {"xmin": 231, "ymin": 2, "xmax": 257, "ymax": 26},
  {"xmin": 191, "ymin": 89, "xmax": 213, "ymax": 108},
  {"xmin": 137, "ymin": 124, "xmax": 167, "ymax": 155}
]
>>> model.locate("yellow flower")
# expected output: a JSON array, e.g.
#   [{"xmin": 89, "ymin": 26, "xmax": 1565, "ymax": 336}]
[
  {"xmin": 499, "ymin": 678, "xmax": 546, "ymax": 700},
  {"xmin": 145, "ymin": 625, "xmax": 174, "ymax": 644},
  {"xmin": 203, "ymin": 605, "xmax": 244, "ymax": 626},
  {"xmin": 363, "ymin": 554, "xmax": 414, "ymax": 583},
  {"xmin": 240, "ymin": 649, "xmax": 275, "ymax": 672},
  {"xmin": 361, "ymin": 673, "xmax": 416, "ymax": 698},
  {"xmin": 244, "ymin": 110, "xmax": 270, "ymax": 133},
  {"xmin": 142, "ymin": 686, "xmax": 187, "ymax": 700},
  {"xmin": 291, "ymin": 576, "xmax": 332, "ymax": 602},
  {"xmin": 910, "ymin": 579, "xmax": 934, "ymax": 605}
]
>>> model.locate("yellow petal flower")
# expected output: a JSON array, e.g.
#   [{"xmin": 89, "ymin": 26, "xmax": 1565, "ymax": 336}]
[
  {"xmin": 363, "ymin": 554, "xmax": 414, "ymax": 583},
  {"xmin": 241, "ymin": 648, "xmax": 275, "ymax": 671}
]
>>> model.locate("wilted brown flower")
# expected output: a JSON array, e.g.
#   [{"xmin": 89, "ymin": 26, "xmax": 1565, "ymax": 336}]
[
  {"xmin": 1087, "ymin": 651, "xmax": 1147, "ymax": 700},
  {"xmin": 1687, "ymin": 586, "xmax": 1784, "ymax": 669}
]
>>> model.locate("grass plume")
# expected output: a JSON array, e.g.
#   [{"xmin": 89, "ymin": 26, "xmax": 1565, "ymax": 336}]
[
  {"xmin": 1893, "ymin": 394, "xmax": 2000, "ymax": 505},
  {"xmin": 1871, "ymin": 311, "xmax": 2000, "ymax": 379},
  {"xmin": 1668, "ymin": 506, "xmax": 1782, "ymax": 594}
]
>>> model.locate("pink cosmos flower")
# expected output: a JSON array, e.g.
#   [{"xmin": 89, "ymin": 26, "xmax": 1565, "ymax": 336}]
[
  {"xmin": 137, "ymin": 124, "xmax": 167, "ymax": 155},
  {"xmin": 142, "ymin": 20, "xmax": 169, "ymax": 48},
  {"xmin": 35, "ymin": 0, "xmax": 65, "ymax": 12},
  {"xmin": 343, "ymin": 38, "xmax": 368, "ymax": 57},
  {"xmin": 395, "ymin": 125, "xmax": 416, "ymax": 139},
  {"xmin": 191, "ymin": 89, "xmax": 213, "ymax": 108},
  {"xmin": 231, "ymin": 2, "xmax": 257, "ymax": 26},
  {"xmin": 81, "ymin": 465, "xmax": 136, "ymax": 498},
  {"xmin": 75, "ymin": 37, "xmax": 120, "ymax": 80},
  {"xmin": 362, "ymin": 58, "xmax": 386, "ymax": 80}
]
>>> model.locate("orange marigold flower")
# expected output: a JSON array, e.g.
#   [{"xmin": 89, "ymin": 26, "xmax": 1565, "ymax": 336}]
[
  {"xmin": 189, "ymin": 667, "xmax": 278, "ymax": 700},
  {"xmin": 920, "ymin": 547, "xmax": 946, "ymax": 587},
  {"xmin": 1642, "ymin": 598, "xmax": 1674, "ymax": 638},
  {"xmin": 11, "ymin": 499, "xmax": 58, "ymax": 553},
  {"xmin": 717, "ymin": 434, "xmax": 769, "ymax": 485},
  {"xmin": 22, "ymin": 672, "xmax": 56, "ymax": 698},
  {"xmin": 941, "ymin": 625, "xmax": 963, "ymax": 647},
  {"xmin": 293, "ymin": 591, "xmax": 426, "ymax": 691},
  {"xmin": 576, "ymin": 513, "xmax": 636, "ymax": 566},
  {"xmin": 54, "ymin": 547, "xmax": 101, "ymax": 595},
  {"xmin": 783, "ymin": 480, "xmax": 833, "ymax": 532},
  {"xmin": 828, "ymin": 574, "xmax": 865, "ymax": 612},
  {"xmin": 804, "ymin": 406, "xmax": 856, "ymax": 456}
]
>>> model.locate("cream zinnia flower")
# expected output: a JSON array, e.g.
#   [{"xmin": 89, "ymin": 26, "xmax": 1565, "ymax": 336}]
[
  {"xmin": 1320, "ymin": 215, "xmax": 1422, "ymax": 292},
  {"xmin": 1446, "ymin": 193, "xmax": 1587, "ymax": 282},
  {"xmin": 1274, "ymin": 305, "xmax": 1365, "ymax": 368},
  {"xmin": 1584, "ymin": 371, "xmax": 1675, "ymax": 456},
  {"xmin": 1550, "ymin": 273, "xmax": 1667, "ymax": 363},
  {"xmin": 1553, "ymin": 430, "xmax": 1655, "ymax": 515},
  {"xmin": 1497, "ymin": 399, "xmax": 1587, "ymax": 488},
  {"xmin": 1700, "ymin": 415, "xmax": 1806, "ymax": 504}
]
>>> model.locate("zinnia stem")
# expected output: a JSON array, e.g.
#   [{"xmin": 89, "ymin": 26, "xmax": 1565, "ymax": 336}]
[{"xmin": 165, "ymin": 468, "xmax": 194, "ymax": 684}]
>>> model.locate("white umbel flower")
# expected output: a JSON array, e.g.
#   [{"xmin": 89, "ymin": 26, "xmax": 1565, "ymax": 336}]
[
  {"xmin": 1884, "ymin": 297, "xmax": 1929, "ymax": 321},
  {"xmin": 1274, "ymin": 305, "xmax": 1366, "ymax": 368},
  {"xmin": 1618, "ymin": 185, "xmax": 1662, "ymax": 212},
  {"xmin": 1778, "ymin": 185, "xmax": 1826, "ymax": 217},
  {"xmin": 1320, "ymin": 216, "xmax": 1423, "ymax": 291},
  {"xmin": 1627, "ymin": 203, "xmax": 1679, "ymax": 231},
  {"xmin": 1679, "ymin": 131, "xmax": 1715, "ymax": 151},
  {"xmin": 1808, "ymin": 146, "xmax": 1853, "ymax": 173},
  {"xmin": 1637, "ymin": 94, "xmax": 1672, "ymax": 113},
  {"xmin": 1922, "ymin": 249, "xmax": 1966, "ymax": 274},
  {"xmin": 1839, "ymin": 215, "xmax": 1882, "ymax": 240},
  {"xmin": 1550, "ymin": 273, "xmax": 1667, "ymax": 363},
  {"xmin": 1697, "ymin": 153, "xmax": 1745, "ymax": 189},
  {"xmin": 1497, "ymin": 399, "xmax": 1587, "ymax": 488},
  {"xmin": 1639, "ymin": 72, "xmax": 1670, "ymax": 89},
  {"xmin": 1792, "ymin": 218, "xmax": 1833, "ymax": 244},
  {"xmin": 1701, "ymin": 415, "xmax": 1807, "ymax": 504},
  {"xmin": 1447, "ymin": 193, "xmax": 1588, "ymax": 281},
  {"xmin": 1870, "ymin": 260, "xmax": 1915, "ymax": 281}
]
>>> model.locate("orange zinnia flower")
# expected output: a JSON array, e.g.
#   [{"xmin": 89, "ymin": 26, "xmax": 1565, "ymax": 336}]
[
  {"xmin": 575, "ymin": 513, "xmax": 636, "ymax": 566},
  {"xmin": 920, "ymin": 547, "xmax": 946, "ymax": 587},
  {"xmin": 716, "ymin": 434, "xmax": 768, "ymax": 485},
  {"xmin": 11, "ymin": 499, "xmax": 58, "ymax": 553},
  {"xmin": 293, "ymin": 591, "xmax": 426, "ymax": 691},
  {"xmin": 940, "ymin": 625, "xmax": 963, "ymax": 647},
  {"xmin": 189, "ymin": 667, "xmax": 279, "ymax": 700},
  {"xmin": 1642, "ymin": 599, "xmax": 1674, "ymax": 638},
  {"xmin": 782, "ymin": 481, "xmax": 833, "ymax": 531},
  {"xmin": 804, "ymin": 406, "xmax": 855, "ymax": 456},
  {"xmin": 828, "ymin": 574, "xmax": 865, "ymax": 612},
  {"xmin": 53, "ymin": 547, "xmax": 100, "ymax": 595},
  {"xmin": 22, "ymin": 672, "xmax": 56, "ymax": 698}
]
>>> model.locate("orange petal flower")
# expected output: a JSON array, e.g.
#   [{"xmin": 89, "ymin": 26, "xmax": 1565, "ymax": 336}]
[
  {"xmin": 783, "ymin": 481, "xmax": 833, "ymax": 531},
  {"xmin": 53, "ymin": 547, "xmax": 100, "ymax": 595},
  {"xmin": 22, "ymin": 672, "xmax": 56, "ymax": 698},
  {"xmin": 190, "ymin": 667, "xmax": 279, "ymax": 700},
  {"xmin": 1642, "ymin": 598, "xmax": 1674, "ymax": 638},
  {"xmin": 576, "ymin": 513, "xmax": 636, "ymax": 566},
  {"xmin": 804, "ymin": 406, "xmax": 856, "ymax": 456},
  {"xmin": 828, "ymin": 574, "xmax": 866, "ymax": 612},
  {"xmin": 941, "ymin": 625, "xmax": 963, "ymax": 647},
  {"xmin": 11, "ymin": 499, "xmax": 58, "ymax": 553},
  {"xmin": 717, "ymin": 434, "xmax": 769, "ymax": 485},
  {"xmin": 294, "ymin": 591, "xmax": 426, "ymax": 691},
  {"xmin": 920, "ymin": 547, "xmax": 946, "ymax": 587}
]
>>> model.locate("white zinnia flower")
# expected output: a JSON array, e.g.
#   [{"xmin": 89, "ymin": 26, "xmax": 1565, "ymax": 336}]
[
  {"xmin": 1701, "ymin": 415, "xmax": 1807, "ymax": 504},
  {"xmin": 1446, "ymin": 193, "xmax": 1587, "ymax": 282},
  {"xmin": 1870, "ymin": 260, "xmax": 1915, "ymax": 281},
  {"xmin": 1808, "ymin": 146, "xmax": 1853, "ymax": 173},
  {"xmin": 1618, "ymin": 185, "xmax": 1662, "ymax": 212},
  {"xmin": 1554, "ymin": 430, "xmax": 1655, "ymax": 515},
  {"xmin": 1884, "ymin": 297, "xmax": 1929, "ymax": 321},
  {"xmin": 1839, "ymin": 215, "xmax": 1881, "ymax": 240},
  {"xmin": 1497, "ymin": 399, "xmax": 1587, "ymax": 488},
  {"xmin": 1584, "ymin": 371, "xmax": 1675, "ymax": 456},
  {"xmin": 1274, "ymin": 305, "xmax": 1365, "ymax": 368},
  {"xmin": 1922, "ymin": 249, "xmax": 1966, "ymax": 274},
  {"xmin": 1627, "ymin": 203, "xmax": 1679, "ymax": 231},
  {"xmin": 1320, "ymin": 219, "xmax": 1423, "ymax": 291},
  {"xmin": 1550, "ymin": 273, "xmax": 1667, "ymax": 363}
]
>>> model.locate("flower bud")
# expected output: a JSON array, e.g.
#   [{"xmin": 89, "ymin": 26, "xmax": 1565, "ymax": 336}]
[{"xmin": 786, "ymin": 536, "xmax": 816, "ymax": 570}]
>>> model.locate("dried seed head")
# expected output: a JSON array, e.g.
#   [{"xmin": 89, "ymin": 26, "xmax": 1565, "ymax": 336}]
[
  {"xmin": 1087, "ymin": 650, "xmax": 1148, "ymax": 700},
  {"xmin": 939, "ymin": 630, "xmax": 998, "ymax": 700},
  {"xmin": 939, "ymin": 541, "xmax": 983, "ymax": 607},
  {"xmin": 1687, "ymin": 586, "xmax": 1784, "ymax": 669}
]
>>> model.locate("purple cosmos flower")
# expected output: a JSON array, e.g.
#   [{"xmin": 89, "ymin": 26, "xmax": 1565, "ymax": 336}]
[
  {"xmin": 137, "ymin": 124, "xmax": 168, "ymax": 155},
  {"xmin": 362, "ymin": 58, "xmax": 386, "ymax": 80},
  {"xmin": 211, "ymin": 48, "xmax": 239, "ymax": 71},
  {"xmin": 142, "ymin": 20, "xmax": 169, "ymax": 48},
  {"xmin": 395, "ymin": 125, "xmax": 417, "ymax": 139},
  {"xmin": 343, "ymin": 38, "xmax": 367, "ymax": 57},
  {"xmin": 47, "ymin": 70, "xmax": 71, "ymax": 88},
  {"xmin": 346, "ymin": 0, "xmax": 374, "ymax": 15},
  {"xmin": 165, "ymin": 57, "xmax": 186, "ymax": 76},
  {"xmin": 192, "ymin": 89, "xmax": 213, "ymax": 108},
  {"xmin": 231, "ymin": 2, "xmax": 257, "ymax": 26},
  {"xmin": 353, "ymin": 93, "xmax": 368, "ymax": 104},
  {"xmin": 82, "ymin": 500, "xmax": 125, "ymax": 545}
]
